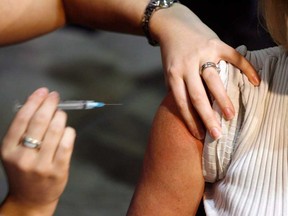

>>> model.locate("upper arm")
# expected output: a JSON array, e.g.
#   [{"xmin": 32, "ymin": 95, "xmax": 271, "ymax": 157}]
[{"xmin": 127, "ymin": 92, "xmax": 204, "ymax": 216}]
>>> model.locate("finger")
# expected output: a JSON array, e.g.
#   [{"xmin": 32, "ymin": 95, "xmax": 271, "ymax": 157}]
[
  {"xmin": 53, "ymin": 127, "xmax": 75, "ymax": 169},
  {"xmin": 24, "ymin": 91, "xmax": 60, "ymax": 145},
  {"xmin": 39, "ymin": 110, "xmax": 67, "ymax": 162},
  {"xmin": 185, "ymin": 72, "xmax": 222, "ymax": 140},
  {"xmin": 185, "ymin": 103, "xmax": 205, "ymax": 140},
  {"xmin": 219, "ymin": 43, "xmax": 260, "ymax": 86},
  {"xmin": 169, "ymin": 77, "xmax": 205, "ymax": 139},
  {"xmin": 201, "ymin": 67, "xmax": 235, "ymax": 120},
  {"xmin": 2, "ymin": 88, "xmax": 49, "ymax": 149}
]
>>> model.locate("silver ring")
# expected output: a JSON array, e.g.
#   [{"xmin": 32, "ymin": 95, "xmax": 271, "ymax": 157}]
[
  {"xmin": 200, "ymin": 62, "xmax": 220, "ymax": 76},
  {"xmin": 22, "ymin": 136, "xmax": 42, "ymax": 149}
]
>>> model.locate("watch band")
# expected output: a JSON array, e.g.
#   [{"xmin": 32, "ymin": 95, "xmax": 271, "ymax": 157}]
[{"xmin": 142, "ymin": 0, "xmax": 180, "ymax": 46}]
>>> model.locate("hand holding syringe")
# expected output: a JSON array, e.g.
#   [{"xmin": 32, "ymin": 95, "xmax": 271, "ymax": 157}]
[{"xmin": 15, "ymin": 100, "xmax": 122, "ymax": 111}]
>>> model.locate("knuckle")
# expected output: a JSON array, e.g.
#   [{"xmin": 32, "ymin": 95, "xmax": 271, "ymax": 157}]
[
  {"xmin": 33, "ymin": 112, "xmax": 49, "ymax": 125},
  {"xmin": 166, "ymin": 63, "xmax": 183, "ymax": 80},
  {"xmin": 218, "ymin": 98, "xmax": 232, "ymax": 108},
  {"xmin": 49, "ymin": 123, "xmax": 62, "ymax": 136},
  {"xmin": 176, "ymin": 98, "xmax": 188, "ymax": 113},
  {"xmin": 0, "ymin": 147, "xmax": 10, "ymax": 162},
  {"xmin": 33, "ymin": 164, "xmax": 53, "ymax": 178},
  {"xmin": 15, "ymin": 159, "xmax": 33, "ymax": 173},
  {"xmin": 207, "ymin": 38, "xmax": 221, "ymax": 49},
  {"xmin": 203, "ymin": 74, "xmax": 218, "ymax": 84},
  {"xmin": 50, "ymin": 111, "xmax": 67, "ymax": 131},
  {"xmin": 67, "ymin": 127, "xmax": 76, "ymax": 136},
  {"xmin": 57, "ymin": 110, "xmax": 67, "ymax": 119},
  {"xmin": 15, "ymin": 111, "xmax": 30, "ymax": 125},
  {"xmin": 9, "ymin": 155, "xmax": 37, "ymax": 174},
  {"xmin": 2, "ymin": 152, "xmax": 19, "ymax": 165},
  {"xmin": 203, "ymin": 114, "xmax": 217, "ymax": 126},
  {"xmin": 53, "ymin": 169, "xmax": 67, "ymax": 180},
  {"xmin": 190, "ymin": 93, "xmax": 205, "ymax": 106},
  {"xmin": 60, "ymin": 141, "xmax": 73, "ymax": 154},
  {"xmin": 55, "ymin": 110, "xmax": 67, "ymax": 121}
]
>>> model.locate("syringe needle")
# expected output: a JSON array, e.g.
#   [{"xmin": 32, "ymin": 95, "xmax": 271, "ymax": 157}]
[{"xmin": 104, "ymin": 103, "xmax": 123, "ymax": 106}]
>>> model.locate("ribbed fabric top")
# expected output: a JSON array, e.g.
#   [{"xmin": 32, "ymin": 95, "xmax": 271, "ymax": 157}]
[{"xmin": 203, "ymin": 46, "xmax": 288, "ymax": 216}]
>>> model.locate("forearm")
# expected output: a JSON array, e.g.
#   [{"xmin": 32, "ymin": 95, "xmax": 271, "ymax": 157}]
[
  {"xmin": 62, "ymin": 0, "xmax": 213, "ymax": 43},
  {"xmin": 0, "ymin": 0, "xmax": 150, "ymax": 45},
  {"xmin": 0, "ymin": 196, "xmax": 58, "ymax": 216},
  {"xmin": 63, "ymin": 0, "xmax": 150, "ymax": 35},
  {"xmin": 63, "ymin": 0, "xmax": 212, "ymax": 38},
  {"xmin": 0, "ymin": 0, "xmax": 66, "ymax": 45},
  {"xmin": 0, "ymin": 0, "xmax": 210, "ymax": 46}
]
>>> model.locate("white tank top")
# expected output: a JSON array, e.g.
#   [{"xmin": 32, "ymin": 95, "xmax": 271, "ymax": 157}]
[{"xmin": 203, "ymin": 46, "xmax": 288, "ymax": 216}]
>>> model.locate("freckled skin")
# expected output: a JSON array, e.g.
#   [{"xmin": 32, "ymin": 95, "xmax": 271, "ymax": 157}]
[{"xmin": 127, "ymin": 92, "xmax": 204, "ymax": 216}]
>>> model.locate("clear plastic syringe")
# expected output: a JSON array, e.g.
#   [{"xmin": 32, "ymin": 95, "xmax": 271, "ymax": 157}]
[{"xmin": 15, "ymin": 100, "xmax": 122, "ymax": 111}]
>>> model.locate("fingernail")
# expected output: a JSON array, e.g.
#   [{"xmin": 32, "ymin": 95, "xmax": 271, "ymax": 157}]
[
  {"xmin": 35, "ymin": 87, "xmax": 48, "ymax": 96},
  {"xmin": 224, "ymin": 107, "xmax": 234, "ymax": 120},
  {"xmin": 49, "ymin": 91, "xmax": 59, "ymax": 97},
  {"xmin": 209, "ymin": 127, "xmax": 222, "ymax": 140},
  {"xmin": 252, "ymin": 75, "xmax": 260, "ymax": 86},
  {"xmin": 193, "ymin": 130, "xmax": 205, "ymax": 140}
]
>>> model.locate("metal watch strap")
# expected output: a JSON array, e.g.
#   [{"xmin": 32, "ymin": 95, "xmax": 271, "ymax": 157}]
[{"xmin": 142, "ymin": 0, "xmax": 180, "ymax": 46}]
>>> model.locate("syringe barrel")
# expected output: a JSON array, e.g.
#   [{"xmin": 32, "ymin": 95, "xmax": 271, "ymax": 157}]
[
  {"xmin": 57, "ymin": 100, "xmax": 90, "ymax": 110},
  {"xmin": 15, "ymin": 100, "xmax": 106, "ymax": 111}
]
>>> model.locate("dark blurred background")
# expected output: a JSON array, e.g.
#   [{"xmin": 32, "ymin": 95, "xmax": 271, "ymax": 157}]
[
  {"xmin": 0, "ymin": 29, "xmax": 164, "ymax": 215},
  {"xmin": 0, "ymin": 0, "xmax": 275, "ymax": 215}
]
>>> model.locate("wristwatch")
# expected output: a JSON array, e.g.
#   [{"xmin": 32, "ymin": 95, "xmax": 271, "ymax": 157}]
[{"xmin": 142, "ymin": 0, "xmax": 180, "ymax": 46}]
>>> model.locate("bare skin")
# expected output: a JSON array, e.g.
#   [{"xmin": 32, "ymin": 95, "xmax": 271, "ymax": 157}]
[
  {"xmin": 0, "ymin": 88, "xmax": 75, "ymax": 216},
  {"xmin": 127, "ymin": 92, "xmax": 204, "ymax": 216},
  {"xmin": 0, "ymin": 0, "xmax": 260, "ymax": 140}
]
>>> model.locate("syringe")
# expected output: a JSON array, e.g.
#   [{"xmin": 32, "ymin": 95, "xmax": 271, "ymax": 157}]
[{"xmin": 15, "ymin": 100, "xmax": 122, "ymax": 111}]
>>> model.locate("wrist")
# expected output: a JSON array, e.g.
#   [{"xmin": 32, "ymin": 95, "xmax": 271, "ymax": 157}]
[
  {"xmin": 0, "ymin": 196, "xmax": 59, "ymax": 216},
  {"xmin": 149, "ymin": 3, "xmax": 211, "ymax": 45},
  {"xmin": 142, "ymin": 0, "xmax": 180, "ymax": 46}
]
